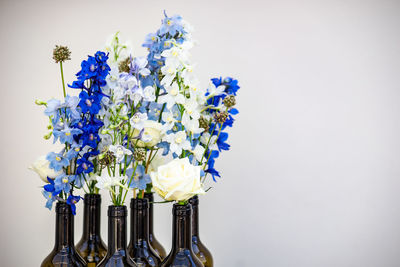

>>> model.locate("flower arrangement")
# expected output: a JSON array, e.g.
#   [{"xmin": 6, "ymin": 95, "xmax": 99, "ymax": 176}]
[{"xmin": 30, "ymin": 12, "xmax": 240, "ymax": 212}]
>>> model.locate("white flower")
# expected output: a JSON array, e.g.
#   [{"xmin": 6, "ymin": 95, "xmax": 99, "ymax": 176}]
[
  {"xmin": 132, "ymin": 120, "xmax": 164, "ymax": 148},
  {"xmin": 147, "ymin": 154, "xmax": 165, "ymax": 174},
  {"xmin": 183, "ymin": 99, "xmax": 200, "ymax": 120},
  {"xmin": 95, "ymin": 172, "xmax": 127, "ymax": 191},
  {"xmin": 200, "ymin": 132, "xmax": 218, "ymax": 150},
  {"xmin": 29, "ymin": 156, "xmax": 63, "ymax": 182},
  {"xmin": 191, "ymin": 145, "xmax": 205, "ymax": 163},
  {"xmin": 182, "ymin": 113, "xmax": 203, "ymax": 135},
  {"xmin": 158, "ymin": 82, "xmax": 185, "ymax": 109},
  {"xmin": 143, "ymin": 86, "xmax": 156, "ymax": 102},
  {"xmin": 151, "ymin": 157, "xmax": 205, "ymax": 201},
  {"xmin": 160, "ymin": 60, "xmax": 180, "ymax": 86},
  {"xmin": 109, "ymin": 145, "xmax": 132, "ymax": 162},
  {"xmin": 207, "ymin": 82, "xmax": 225, "ymax": 97},
  {"xmin": 130, "ymin": 112, "xmax": 148, "ymax": 130},
  {"xmin": 161, "ymin": 110, "xmax": 177, "ymax": 131},
  {"xmin": 164, "ymin": 131, "xmax": 191, "ymax": 156}
]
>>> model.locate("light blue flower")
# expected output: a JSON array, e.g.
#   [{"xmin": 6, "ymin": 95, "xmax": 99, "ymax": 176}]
[
  {"xmin": 159, "ymin": 12, "xmax": 185, "ymax": 36},
  {"xmin": 61, "ymin": 95, "xmax": 80, "ymax": 120},
  {"xmin": 126, "ymin": 165, "xmax": 151, "ymax": 190},
  {"xmin": 46, "ymin": 152, "xmax": 69, "ymax": 171},
  {"xmin": 54, "ymin": 174, "xmax": 75, "ymax": 194},
  {"xmin": 65, "ymin": 142, "xmax": 81, "ymax": 160},
  {"xmin": 53, "ymin": 125, "xmax": 83, "ymax": 144}
]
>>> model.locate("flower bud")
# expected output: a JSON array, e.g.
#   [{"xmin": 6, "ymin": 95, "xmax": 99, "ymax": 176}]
[
  {"xmin": 198, "ymin": 116, "xmax": 210, "ymax": 131},
  {"xmin": 44, "ymin": 132, "xmax": 52, "ymax": 140},
  {"xmin": 35, "ymin": 99, "xmax": 47, "ymax": 106},
  {"xmin": 118, "ymin": 57, "xmax": 132, "ymax": 73}
]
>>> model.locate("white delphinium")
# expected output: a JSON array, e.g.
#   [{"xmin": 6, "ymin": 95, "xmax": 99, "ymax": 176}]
[
  {"xmin": 95, "ymin": 172, "xmax": 128, "ymax": 191},
  {"xmin": 183, "ymin": 99, "xmax": 200, "ymax": 120},
  {"xmin": 143, "ymin": 86, "xmax": 156, "ymax": 102},
  {"xmin": 109, "ymin": 145, "xmax": 132, "ymax": 162},
  {"xmin": 191, "ymin": 144, "xmax": 205, "ymax": 163},
  {"xmin": 200, "ymin": 132, "xmax": 218, "ymax": 150},
  {"xmin": 163, "ymin": 131, "xmax": 191, "ymax": 155},
  {"xmin": 130, "ymin": 112, "xmax": 148, "ymax": 130},
  {"xmin": 161, "ymin": 110, "xmax": 177, "ymax": 131},
  {"xmin": 158, "ymin": 82, "xmax": 185, "ymax": 109},
  {"xmin": 182, "ymin": 113, "xmax": 203, "ymax": 136}
]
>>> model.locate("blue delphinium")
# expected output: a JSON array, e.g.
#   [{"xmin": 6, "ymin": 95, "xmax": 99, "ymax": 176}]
[
  {"xmin": 202, "ymin": 77, "xmax": 240, "ymax": 181},
  {"xmin": 126, "ymin": 165, "xmax": 152, "ymax": 190},
  {"xmin": 66, "ymin": 194, "xmax": 81, "ymax": 215}
]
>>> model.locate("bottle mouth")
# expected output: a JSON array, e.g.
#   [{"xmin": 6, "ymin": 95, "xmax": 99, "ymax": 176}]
[
  {"xmin": 84, "ymin": 193, "xmax": 101, "ymax": 205},
  {"xmin": 108, "ymin": 205, "xmax": 127, "ymax": 217},
  {"xmin": 143, "ymin": 192, "xmax": 154, "ymax": 202},
  {"xmin": 173, "ymin": 203, "xmax": 192, "ymax": 216},
  {"xmin": 130, "ymin": 198, "xmax": 149, "ymax": 210},
  {"xmin": 55, "ymin": 202, "xmax": 72, "ymax": 214},
  {"xmin": 188, "ymin": 195, "xmax": 199, "ymax": 206}
]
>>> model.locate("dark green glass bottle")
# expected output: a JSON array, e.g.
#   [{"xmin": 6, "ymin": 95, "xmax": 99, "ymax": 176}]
[
  {"xmin": 76, "ymin": 194, "xmax": 107, "ymax": 266},
  {"xmin": 127, "ymin": 198, "xmax": 162, "ymax": 266},
  {"xmin": 189, "ymin": 196, "xmax": 213, "ymax": 267},
  {"xmin": 161, "ymin": 203, "xmax": 204, "ymax": 267},
  {"xmin": 97, "ymin": 206, "xmax": 137, "ymax": 267},
  {"xmin": 41, "ymin": 202, "xmax": 86, "ymax": 267},
  {"xmin": 144, "ymin": 192, "xmax": 167, "ymax": 260}
]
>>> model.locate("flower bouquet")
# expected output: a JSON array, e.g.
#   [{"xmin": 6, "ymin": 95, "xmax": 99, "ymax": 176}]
[{"xmin": 31, "ymin": 12, "xmax": 240, "ymax": 267}]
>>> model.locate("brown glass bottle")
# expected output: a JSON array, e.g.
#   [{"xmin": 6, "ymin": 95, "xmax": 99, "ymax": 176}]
[
  {"xmin": 97, "ymin": 206, "xmax": 137, "ymax": 267},
  {"xmin": 127, "ymin": 198, "xmax": 162, "ymax": 266},
  {"xmin": 41, "ymin": 202, "xmax": 86, "ymax": 267},
  {"xmin": 160, "ymin": 203, "xmax": 204, "ymax": 267},
  {"xmin": 144, "ymin": 192, "xmax": 167, "ymax": 260},
  {"xmin": 189, "ymin": 196, "xmax": 213, "ymax": 267},
  {"xmin": 76, "ymin": 194, "xmax": 107, "ymax": 266}
]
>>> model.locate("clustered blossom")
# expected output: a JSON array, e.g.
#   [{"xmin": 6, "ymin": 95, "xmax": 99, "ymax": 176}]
[{"xmin": 31, "ymin": 12, "xmax": 240, "ymax": 212}]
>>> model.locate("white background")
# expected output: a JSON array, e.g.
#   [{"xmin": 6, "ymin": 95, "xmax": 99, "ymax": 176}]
[{"xmin": 1, "ymin": 0, "xmax": 400, "ymax": 266}]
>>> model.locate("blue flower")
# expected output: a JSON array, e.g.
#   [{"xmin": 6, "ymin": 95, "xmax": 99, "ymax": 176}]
[
  {"xmin": 53, "ymin": 125, "xmax": 83, "ymax": 144},
  {"xmin": 46, "ymin": 152, "xmax": 69, "ymax": 171},
  {"xmin": 205, "ymin": 150, "xmax": 220, "ymax": 181},
  {"xmin": 66, "ymin": 194, "xmax": 81, "ymax": 215},
  {"xmin": 76, "ymin": 157, "xmax": 94, "ymax": 174},
  {"xmin": 43, "ymin": 177, "xmax": 61, "ymax": 210},
  {"xmin": 159, "ymin": 12, "xmax": 185, "ymax": 37},
  {"xmin": 65, "ymin": 142, "xmax": 81, "ymax": 160},
  {"xmin": 44, "ymin": 99, "xmax": 61, "ymax": 122},
  {"xmin": 54, "ymin": 174, "xmax": 75, "ymax": 194},
  {"xmin": 215, "ymin": 132, "xmax": 230, "ymax": 151},
  {"xmin": 78, "ymin": 91, "xmax": 102, "ymax": 115},
  {"xmin": 126, "ymin": 165, "xmax": 151, "ymax": 190}
]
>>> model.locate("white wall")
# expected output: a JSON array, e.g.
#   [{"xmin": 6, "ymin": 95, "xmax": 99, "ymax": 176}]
[{"xmin": 1, "ymin": 0, "xmax": 400, "ymax": 266}]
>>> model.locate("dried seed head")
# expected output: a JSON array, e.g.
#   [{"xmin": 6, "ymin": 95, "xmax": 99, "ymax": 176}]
[
  {"xmin": 53, "ymin": 45, "xmax": 71, "ymax": 63},
  {"xmin": 133, "ymin": 148, "xmax": 146, "ymax": 162},
  {"xmin": 214, "ymin": 111, "xmax": 229, "ymax": 124},
  {"xmin": 223, "ymin": 95, "xmax": 236, "ymax": 108},
  {"xmin": 199, "ymin": 116, "xmax": 210, "ymax": 131},
  {"xmin": 118, "ymin": 57, "xmax": 132, "ymax": 73},
  {"xmin": 99, "ymin": 151, "xmax": 115, "ymax": 166}
]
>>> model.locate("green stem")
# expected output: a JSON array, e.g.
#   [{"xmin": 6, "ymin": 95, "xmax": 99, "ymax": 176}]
[{"xmin": 59, "ymin": 62, "xmax": 66, "ymax": 98}]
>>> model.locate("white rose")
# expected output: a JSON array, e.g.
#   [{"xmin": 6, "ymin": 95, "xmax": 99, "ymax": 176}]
[
  {"xmin": 151, "ymin": 158, "xmax": 205, "ymax": 201},
  {"xmin": 29, "ymin": 155, "xmax": 63, "ymax": 182},
  {"xmin": 132, "ymin": 120, "xmax": 163, "ymax": 148}
]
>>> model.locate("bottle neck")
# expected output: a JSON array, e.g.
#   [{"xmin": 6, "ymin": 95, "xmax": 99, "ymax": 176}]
[
  {"xmin": 107, "ymin": 206, "xmax": 127, "ymax": 253},
  {"xmin": 144, "ymin": 193, "xmax": 154, "ymax": 235},
  {"xmin": 189, "ymin": 196, "xmax": 200, "ymax": 237},
  {"xmin": 130, "ymin": 198, "xmax": 150, "ymax": 244},
  {"xmin": 172, "ymin": 204, "xmax": 193, "ymax": 250},
  {"xmin": 54, "ymin": 202, "xmax": 75, "ymax": 251},
  {"xmin": 82, "ymin": 194, "xmax": 102, "ymax": 240}
]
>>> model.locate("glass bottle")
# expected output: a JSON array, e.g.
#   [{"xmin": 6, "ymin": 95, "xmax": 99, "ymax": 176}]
[
  {"xmin": 189, "ymin": 196, "xmax": 213, "ymax": 267},
  {"xmin": 97, "ymin": 206, "xmax": 137, "ymax": 267},
  {"xmin": 161, "ymin": 203, "xmax": 204, "ymax": 267},
  {"xmin": 76, "ymin": 194, "xmax": 107, "ymax": 266},
  {"xmin": 144, "ymin": 192, "xmax": 167, "ymax": 260},
  {"xmin": 128, "ymin": 198, "xmax": 162, "ymax": 266},
  {"xmin": 41, "ymin": 202, "xmax": 86, "ymax": 267}
]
